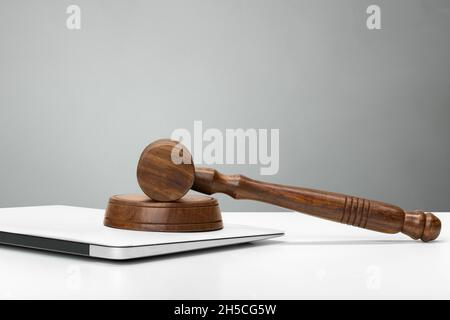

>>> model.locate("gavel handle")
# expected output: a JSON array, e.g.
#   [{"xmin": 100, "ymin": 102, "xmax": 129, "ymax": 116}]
[{"xmin": 193, "ymin": 168, "xmax": 441, "ymax": 242}]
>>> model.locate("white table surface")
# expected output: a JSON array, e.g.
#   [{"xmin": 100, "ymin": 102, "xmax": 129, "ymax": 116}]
[{"xmin": 0, "ymin": 209, "xmax": 448, "ymax": 300}]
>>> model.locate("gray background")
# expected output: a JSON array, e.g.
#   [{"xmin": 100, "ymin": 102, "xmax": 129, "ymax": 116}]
[{"xmin": 0, "ymin": 0, "xmax": 449, "ymax": 212}]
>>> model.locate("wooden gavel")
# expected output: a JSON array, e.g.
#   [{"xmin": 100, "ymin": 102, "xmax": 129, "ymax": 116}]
[{"xmin": 105, "ymin": 139, "xmax": 441, "ymax": 241}]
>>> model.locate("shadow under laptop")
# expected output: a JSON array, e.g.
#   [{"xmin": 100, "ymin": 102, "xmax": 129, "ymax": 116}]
[
  {"xmin": 0, "ymin": 236, "xmax": 443, "ymax": 265},
  {"xmin": 0, "ymin": 241, "xmax": 259, "ymax": 264}
]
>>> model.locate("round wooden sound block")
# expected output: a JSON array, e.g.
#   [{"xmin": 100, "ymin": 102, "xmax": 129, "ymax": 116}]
[{"xmin": 104, "ymin": 194, "xmax": 223, "ymax": 232}]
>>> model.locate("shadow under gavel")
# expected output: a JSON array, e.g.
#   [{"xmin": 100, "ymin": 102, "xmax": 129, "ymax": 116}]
[{"xmin": 105, "ymin": 139, "xmax": 441, "ymax": 242}]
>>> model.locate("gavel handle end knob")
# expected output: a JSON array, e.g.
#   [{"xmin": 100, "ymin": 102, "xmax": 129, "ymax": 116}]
[{"xmin": 402, "ymin": 211, "xmax": 441, "ymax": 242}]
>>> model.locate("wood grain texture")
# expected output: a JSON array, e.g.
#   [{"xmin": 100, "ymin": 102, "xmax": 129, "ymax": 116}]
[
  {"xmin": 134, "ymin": 140, "xmax": 441, "ymax": 241},
  {"xmin": 193, "ymin": 168, "xmax": 441, "ymax": 242},
  {"xmin": 137, "ymin": 139, "xmax": 195, "ymax": 202},
  {"xmin": 104, "ymin": 194, "xmax": 223, "ymax": 232}
]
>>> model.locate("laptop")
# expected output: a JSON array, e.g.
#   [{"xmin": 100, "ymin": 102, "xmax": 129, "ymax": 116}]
[{"xmin": 0, "ymin": 206, "xmax": 284, "ymax": 260}]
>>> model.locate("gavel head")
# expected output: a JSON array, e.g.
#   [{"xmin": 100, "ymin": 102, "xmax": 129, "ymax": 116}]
[{"xmin": 137, "ymin": 139, "xmax": 195, "ymax": 201}]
